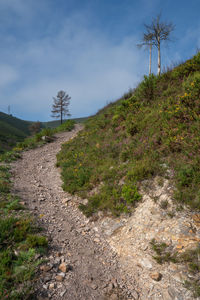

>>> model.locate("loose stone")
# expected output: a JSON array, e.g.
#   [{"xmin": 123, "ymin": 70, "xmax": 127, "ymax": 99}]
[
  {"xmin": 150, "ymin": 271, "xmax": 162, "ymax": 281},
  {"xmin": 55, "ymin": 275, "xmax": 64, "ymax": 282},
  {"xmin": 49, "ymin": 282, "xmax": 55, "ymax": 290}
]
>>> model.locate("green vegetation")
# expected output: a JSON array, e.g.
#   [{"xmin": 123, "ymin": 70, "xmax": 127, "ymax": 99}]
[
  {"xmin": 0, "ymin": 112, "xmax": 31, "ymax": 153},
  {"xmin": 150, "ymin": 239, "xmax": 178, "ymax": 264},
  {"xmin": 150, "ymin": 239, "xmax": 200, "ymax": 297},
  {"xmin": 0, "ymin": 120, "xmax": 75, "ymax": 163},
  {"xmin": 42, "ymin": 117, "xmax": 88, "ymax": 129},
  {"xmin": 0, "ymin": 111, "xmax": 78, "ymax": 154},
  {"xmin": 0, "ymin": 112, "xmax": 30, "ymax": 135},
  {"xmin": 16, "ymin": 119, "xmax": 75, "ymax": 150},
  {"xmin": 0, "ymin": 165, "xmax": 48, "ymax": 299},
  {"xmin": 57, "ymin": 52, "xmax": 200, "ymax": 216},
  {"xmin": 0, "ymin": 118, "xmax": 76, "ymax": 298}
]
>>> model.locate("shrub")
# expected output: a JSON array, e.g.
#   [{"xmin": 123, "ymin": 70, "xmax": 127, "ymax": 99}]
[
  {"xmin": 127, "ymin": 157, "xmax": 160, "ymax": 182},
  {"xmin": 150, "ymin": 239, "xmax": 177, "ymax": 264},
  {"xmin": 121, "ymin": 183, "xmax": 141, "ymax": 204},
  {"xmin": 26, "ymin": 234, "xmax": 48, "ymax": 249},
  {"xmin": 62, "ymin": 165, "xmax": 92, "ymax": 194},
  {"xmin": 35, "ymin": 127, "xmax": 54, "ymax": 142},
  {"xmin": 0, "ymin": 180, "xmax": 10, "ymax": 193},
  {"xmin": 160, "ymin": 200, "xmax": 169, "ymax": 209},
  {"xmin": 0, "ymin": 151, "xmax": 21, "ymax": 163},
  {"xmin": 5, "ymin": 199, "xmax": 23, "ymax": 211},
  {"xmin": 176, "ymin": 165, "xmax": 194, "ymax": 187},
  {"xmin": 0, "ymin": 217, "xmax": 18, "ymax": 247},
  {"xmin": 56, "ymin": 120, "xmax": 75, "ymax": 132},
  {"xmin": 135, "ymin": 74, "xmax": 157, "ymax": 103},
  {"xmin": 171, "ymin": 52, "xmax": 200, "ymax": 79}
]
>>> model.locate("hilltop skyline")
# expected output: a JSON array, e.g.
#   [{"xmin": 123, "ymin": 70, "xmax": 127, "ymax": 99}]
[{"xmin": 0, "ymin": 0, "xmax": 200, "ymax": 121}]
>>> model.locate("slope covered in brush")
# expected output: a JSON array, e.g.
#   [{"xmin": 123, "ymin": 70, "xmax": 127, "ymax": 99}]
[
  {"xmin": 57, "ymin": 52, "xmax": 200, "ymax": 216},
  {"xmin": 0, "ymin": 112, "xmax": 31, "ymax": 153}
]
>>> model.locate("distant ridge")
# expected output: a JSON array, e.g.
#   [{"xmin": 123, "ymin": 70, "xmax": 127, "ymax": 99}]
[
  {"xmin": 0, "ymin": 112, "xmax": 31, "ymax": 153},
  {"xmin": 0, "ymin": 112, "xmax": 89, "ymax": 152}
]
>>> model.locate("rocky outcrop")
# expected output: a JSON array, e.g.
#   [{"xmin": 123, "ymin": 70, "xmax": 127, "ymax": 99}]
[{"xmin": 96, "ymin": 177, "xmax": 200, "ymax": 300}]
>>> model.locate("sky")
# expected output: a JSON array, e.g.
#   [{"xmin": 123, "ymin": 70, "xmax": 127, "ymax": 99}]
[{"xmin": 0, "ymin": 0, "xmax": 200, "ymax": 121}]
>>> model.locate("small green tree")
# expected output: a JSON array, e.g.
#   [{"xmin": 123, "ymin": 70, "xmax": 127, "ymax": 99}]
[{"xmin": 51, "ymin": 91, "xmax": 71, "ymax": 124}]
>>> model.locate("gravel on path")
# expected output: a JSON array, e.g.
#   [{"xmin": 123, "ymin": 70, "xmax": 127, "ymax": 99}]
[{"xmin": 11, "ymin": 125, "xmax": 138, "ymax": 300}]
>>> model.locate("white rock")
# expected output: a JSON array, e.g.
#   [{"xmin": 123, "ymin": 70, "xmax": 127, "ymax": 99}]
[{"xmin": 139, "ymin": 258, "xmax": 153, "ymax": 269}]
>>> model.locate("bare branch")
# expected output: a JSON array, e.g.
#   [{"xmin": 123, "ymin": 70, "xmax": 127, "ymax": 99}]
[{"xmin": 143, "ymin": 14, "xmax": 175, "ymax": 74}]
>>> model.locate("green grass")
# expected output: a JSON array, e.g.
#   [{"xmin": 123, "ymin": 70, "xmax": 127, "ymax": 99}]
[
  {"xmin": 16, "ymin": 119, "xmax": 75, "ymax": 150},
  {"xmin": 0, "ymin": 119, "xmax": 76, "ymax": 298},
  {"xmin": 0, "ymin": 165, "xmax": 48, "ymax": 299},
  {"xmin": 0, "ymin": 120, "xmax": 75, "ymax": 163},
  {"xmin": 57, "ymin": 52, "xmax": 200, "ymax": 216},
  {"xmin": 0, "ymin": 112, "xmax": 31, "ymax": 154},
  {"xmin": 42, "ymin": 117, "xmax": 88, "ymax": 128},
  {"xmin": 0, "ymin": 111, "xmax": 77, "ymax": 154}
]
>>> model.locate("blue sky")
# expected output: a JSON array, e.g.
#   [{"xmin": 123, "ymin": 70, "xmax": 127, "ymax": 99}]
[{"xmin": 0, "ymin": 0, "xmax": 200, "ymax": 121}]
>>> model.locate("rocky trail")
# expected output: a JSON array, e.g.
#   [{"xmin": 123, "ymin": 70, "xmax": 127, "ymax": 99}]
[
  {"xmin": 11, "ymin": 125, "xmax": 138, "ymax": 300},
  {"xmin": 11, "ymin": 124, "xmax": 200, "ymax": 300}
]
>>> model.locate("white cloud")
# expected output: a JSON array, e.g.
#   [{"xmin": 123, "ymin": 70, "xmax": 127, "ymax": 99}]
[
  {"xmin": 0, "ymin": 65, "xmax": 19, "ymax": 88},
  {"xmin": 0, "ymin": 0, "xmax": 42, "ymax": 17},
  {"xmin": 0, "ymin": 8, "xmax": 147, "ymax": 121}
]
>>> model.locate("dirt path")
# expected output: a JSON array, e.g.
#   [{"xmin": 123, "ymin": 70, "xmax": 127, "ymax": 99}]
[{"xmin": 11, "ymin": 125, "xmax": 138, "ymax": 300}]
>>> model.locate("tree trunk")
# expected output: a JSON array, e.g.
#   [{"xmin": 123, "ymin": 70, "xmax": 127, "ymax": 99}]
[
  {"xmin": 61, "ymin": 102, "xmax": 63, "ymax": 124},
  {"xmin": 149, "ymin": 44, "xmax": 152, "ymax": 75},
  {"xmin": 158, "ymin": 41, "xmax": 161, "ymax": 75}
]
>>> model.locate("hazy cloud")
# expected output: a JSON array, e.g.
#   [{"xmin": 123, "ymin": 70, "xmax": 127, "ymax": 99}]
[
  {"xmin": 0, "ymin": 65, "xmax": 19, "ymax": 88},
  {"xmin": 0, "ymin": 1, "xmax": 199, "ymax": 121},
  {"xmin": 0, "ymin": 10, "xmax": 146, "ymax": 120}
]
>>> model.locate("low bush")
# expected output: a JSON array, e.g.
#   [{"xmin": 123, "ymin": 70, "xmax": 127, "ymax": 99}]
[
  {"xmin": 121, "ymin": 182, "xmax": 141, "ymax": 204},
  {"xmin": 56, "ymin": 119, "xmax": 75, "ymax": 132},
  {"xmin": 135, "ymin": 74, "xmax": 158, "ymax": 103}
]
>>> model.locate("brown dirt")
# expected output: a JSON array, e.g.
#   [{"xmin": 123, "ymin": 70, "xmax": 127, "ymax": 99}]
[{"xmin": 11, "ymin": 125, "xmax": 138, "ymax": 300}]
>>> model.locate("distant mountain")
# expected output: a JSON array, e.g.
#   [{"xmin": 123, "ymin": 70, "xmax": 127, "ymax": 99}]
[{"xmin": 0, "ymin": 112, "xmax": 31, "ymax": 153}]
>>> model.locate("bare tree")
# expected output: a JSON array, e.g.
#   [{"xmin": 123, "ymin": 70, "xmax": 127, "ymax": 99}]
[
  {"xmin": 138, "ymin": 33, "xmax": 154, "ymax": 75},
  {"xmin": 29, "ymin": 121, "xmax": 41, "ymax": 135},
  {"xmin": 51, "ymin": 91, "xmax": 71, "ymax": 124},
  {"xmin": 144, "ymin": 14, "xmax": 175, "ymax": 75}
]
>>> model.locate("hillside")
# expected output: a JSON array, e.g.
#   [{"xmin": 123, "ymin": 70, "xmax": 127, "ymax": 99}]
[
  {"xmin": 57, "ymin": 52, "xmax": 200, "ymax": 215},
  {"xmin": 56, "ymin": 52, "xmax": 200, "ymax": 298},
  {"xmin": 42, "ymin": 117, "xmax": 88, "ymax": 129},
  {"xmin": 0, "ymin": 112, "xmax": 31, "ymax": 153}
]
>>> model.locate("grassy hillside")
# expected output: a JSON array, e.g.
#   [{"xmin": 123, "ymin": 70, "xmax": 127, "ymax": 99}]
[
  {"xmin": 0, "ymin": 112, "xmax": 31, "ymax": 153},
  {"xmin": 57, "ymin": 52, "xmax": 200, "ymax": 216}
]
